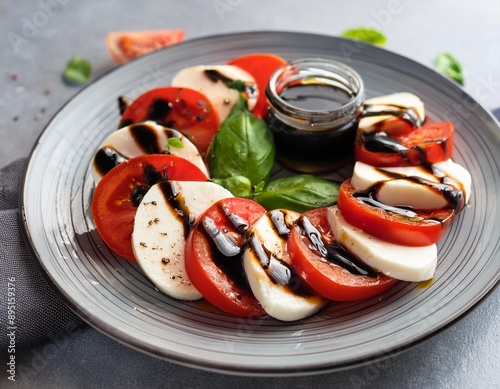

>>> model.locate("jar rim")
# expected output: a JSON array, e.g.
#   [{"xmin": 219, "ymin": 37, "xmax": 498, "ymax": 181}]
[{"xmin": 266, "ymin": 58, "xmax": 365, "ymax": 128}]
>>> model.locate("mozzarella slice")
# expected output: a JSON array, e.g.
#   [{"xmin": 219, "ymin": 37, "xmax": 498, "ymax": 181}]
[
  {"xmin": 243, "ymin": 210, "xmax": 328, "ymax": 321},
  {"xmin": 434, "ymin": 159, "xmax": 472, "ymax": 205},
  {"xmin": 351, "ymin": 160, "xmax": 470, "ymax": 210},
  {"xmin": 171, "ymin": 64, "xmax": 258, "ymax": 122},
  {"xmin": 91, "ymin": 121, "xmax": 209, "ymax": 183},
  {"xmin": 132, "ymin": 180, "xmax": 233, "ymax": 300},
  {"xmin": 360, "ymin": 92, "xmax": 425, "ymax": 132},
  {"xmin": 327, "ymin": 206, "xmax": 437, "ymax": 282}
]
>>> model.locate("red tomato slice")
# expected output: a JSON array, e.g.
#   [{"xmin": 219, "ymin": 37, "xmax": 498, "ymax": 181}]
[
  {"xmin": 355, "ymin": 121, "xmax": 454, "ymax": 167},
  {"xmin": 337, "ymin": 179, "xmax": 456, "ymax": 247},
  {"xmin": 185, "ymin": 198, "xmax": 266, "ymax": 316},
  {"xmin": 287, "ymin": 207, "xmax": 398, "ymax": 301},
  {"xmin": 92, "ymin": 154, "xmax": 207, "ymax": 261},
  {"xmin": 106, "ymin": 29, "xmax": 185, "ymax": 64},
  {"xmin": 119, "ymin": 87, "xmax": 220, "ymax": 155},
  {"xmin": 227, "ymin": 53, "xmax": 286, "ymax": 119}
]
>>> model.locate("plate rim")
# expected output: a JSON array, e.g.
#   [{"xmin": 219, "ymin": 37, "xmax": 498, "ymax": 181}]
[{"xmin": 19, "ymin": 30, "xmax": 500, "ymax": 376}]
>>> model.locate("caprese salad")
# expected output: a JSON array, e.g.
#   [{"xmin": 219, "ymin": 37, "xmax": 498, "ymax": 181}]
[{"xmin": 89, "ymin": 53, "xmax": 471, "ymax": 321}]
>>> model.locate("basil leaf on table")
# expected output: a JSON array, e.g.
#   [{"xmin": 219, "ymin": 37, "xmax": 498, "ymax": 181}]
[
  {"xmin": 63, "ymin": 55, "xmax": 92, "ymax": 85},
  {"xmin": 253, "ymin": 174, "xmax": 340, "ymax": 213},
  {"xmin": 341, "ymin": 28, "xmax": 387, "ymax": 46},
  {"xmin": 434, "ymin": 53, "xmax": 464, "ymax": 85},
  {"xmin": 207, "ymin": 95, "xmax": 275, "ymax": 187}
]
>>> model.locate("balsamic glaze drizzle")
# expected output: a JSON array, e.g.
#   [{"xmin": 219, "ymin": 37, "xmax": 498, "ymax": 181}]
[
  {"xmin": 354, "ymin": 195, "xmax": 419, "ymax": 218},
  {"xmin": 130, "ymin": 164, "xmax": 170, "ymax": 207},
  {"xmin": 93, "ymin": 147, "xmax": 128, "ymax": 177},
  {"xmin": 221, "ymin": 205, "xmax": 250, "ymax": 235},
  {"xmin": 93, "ymin": 123, "xmax": 186, "ymax": 178},
  {"xmin": 269, "ymin": 210, "xmax": 291, "ymax": 238},
  {"xmin": 298, "ymin": 216, "xmax": 377, "ymax": 278},
  {"xmin": 158, "ymin": 181, "xmax": 195, "ymax": 237},
  {"xmin": 118, "ymin": 96, "xmax": 129, "ymax": 115},
  {"xmin": 130, "ymin": 123, "xmax": 163, "ymax": 154},
  {"xmin": 199, "ymin": 219, "xmax": 250, "ymax": 291},
  {"xmin": 148, "ymin": 98, "xmax": 173, "ymax": 122},
  {"xmin": 356, "ymin": 166, "xmax": 465, "ymax": 214},
  {"xmin": 247, "ymin": 233, "xmax": 292, "ymax": 285},
  {"xmin": 202, "ymin": 216, "xmax": 240, "ymax": 257},
  {"xmin": 199, "ymin": 204, "xmax": 252, "ymax": 291},
  {"xmin": 362, "ymin": 131, "xmax": 409, "ymax": 153},
  {"xmin": 203, "ymin": 69, "xmax": 258, "ymax": 100},
  {"xmin": 361, "ymin": 129, "xmax": 450, "ymax": 167}
]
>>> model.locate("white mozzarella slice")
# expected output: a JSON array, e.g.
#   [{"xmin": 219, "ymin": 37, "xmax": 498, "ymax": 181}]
[
  {"xmin": 91, "ymin": 121, "xmax": 209, "ymax": 183},
  {"xmin": 376, "ymin": 180, "xmax": 448, "ymax": 210},
  {"xmin": 171, "ymin": 64, "xmax": 257, "ymax": 122},
  {"xmin": 360, "ymin": 92, "xmax": 425, "ymax": 132},
  {"xmin": 351, "ymin": 161, "xmax": 438, "ymax": 190},
  {"xmin": 327, "ymin": 206, "xmax": 437, "ymax": 282},
  {"xmin": 351, "ymin": 160, "xmax": 470, "ymax": 210},
  {"xmin": 351, "ymin": 161, "xmax": 445, "ymax": 209},
  {"xmin": 434, "ymin": 159, "xmax": 472, "ymax": 204},
  {"xmin": 132, "ymin": 180, "xmax": 233, "ymax": 300},
  {"xmin": 243, "ymin": 210, "xmax": 328, "ymax": 321}
]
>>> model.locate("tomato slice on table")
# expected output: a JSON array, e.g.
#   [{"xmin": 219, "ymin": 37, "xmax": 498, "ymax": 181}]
[
  {"xmin": 336, "ymin": 179, "xmax": 456, "ymax": 247},
  {"xmin": 287, "ymin": 207, "xmax": 398, "ymax": 301},
  {"xmin": 355, "ymin": 121, "xmax": 454, "ymax": 167},
  {"xmin": 106, "ymin": 29, "xmax": 185, "ymax": 64},
  {"xmin": 227, "ymin": 53, "xmax": 286, "ymax": 119},
  {"xmin": 185, "ymin": 198, "xmax": 266, "ymax": 316},
  {"xmin": 92, "ymin": 154, "xmax": 208, "ymax": 261},
  {"xmin": 119, "ymin": 87, "xmax": 220, "ymax": 155}
]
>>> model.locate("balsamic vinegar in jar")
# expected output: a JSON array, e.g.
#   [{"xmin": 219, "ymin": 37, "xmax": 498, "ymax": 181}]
[{"xmin": 266, "ymin": 58, "xmax": 365, "ymax": 173}]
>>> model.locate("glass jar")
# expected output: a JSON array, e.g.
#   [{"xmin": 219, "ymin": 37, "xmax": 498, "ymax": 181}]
[{"xmin": 265, "ymin": 58, "xmax": 365, "ymax": 173}]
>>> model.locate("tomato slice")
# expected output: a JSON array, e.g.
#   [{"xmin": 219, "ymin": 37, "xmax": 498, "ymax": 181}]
[
  {"xmin": 337, "ymin": 179, "xmax": 455, "ymax": 247},
  {"xmin": 355, "ymin": 121, "xmax": 454, "ymax": 166},
  {"xmin": 92, "ymin": 154, "xmax": 207, "ymax": 261},
  {"xmin": 227, "ymin": 53, "xmax": 286, "ymax": 119},
  {"xmin": 185, "ymin": 198, "xmax": 266, "ymax": 316},
  {"xmin": 106, "ymin": 29, "xmax": 185, "ymax": 64},
  {"xmin": 287, "ymin": 207, "xmax": 398, "ymax": 301},
  {"xmin": 119, "ymin": 87, "xmax": 220, "ymax": 155}
]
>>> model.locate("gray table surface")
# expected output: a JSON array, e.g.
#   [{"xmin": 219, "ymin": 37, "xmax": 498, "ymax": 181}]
[{"xmin": 1, "ymin": 0, "xmax": 499, "ymax": 388}]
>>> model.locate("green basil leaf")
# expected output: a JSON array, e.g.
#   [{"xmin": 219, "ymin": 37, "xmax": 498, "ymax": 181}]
[
  {"xmin": 253, "ymin": 174, "xmax": 340, "ymax": 213},
  {"xmin": 253, "ymin": 181, "xmax": 266, "ymax": 197},
  {"xmin": 166, "ymin": 137, "xmax": 185, "ymax": 152},
  {"xmin": 63, "ymin": 55, "xmax": 92, "ymax": 85},
  {"xmin": 227, "ymin": 79, "xmax": 246, "ymax": 92},
  {"xmin": 434, "ymin": 53, "xmax": 464, "ymax": 85},
  {"xmin": 207, "ymin": 95, "xmax": 275, "ymax": 186},
  {"xmin": 341, "ymin": 28, "xmax": 387, "ymax": 46},
  {"xmin": 211, "ymin": 175, "xmax": 253, "ymax": 198}
]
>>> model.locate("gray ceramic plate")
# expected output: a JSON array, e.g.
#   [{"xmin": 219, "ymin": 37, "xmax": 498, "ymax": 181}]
[{"xmin": 21, "ymin": 31, "xmax": 500, "ymax": 376}]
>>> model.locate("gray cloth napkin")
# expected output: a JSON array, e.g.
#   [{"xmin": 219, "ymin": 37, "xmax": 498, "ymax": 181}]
[{"xmin": 0, "ymin": 158, "xmax": 85, "ymax": 352}]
